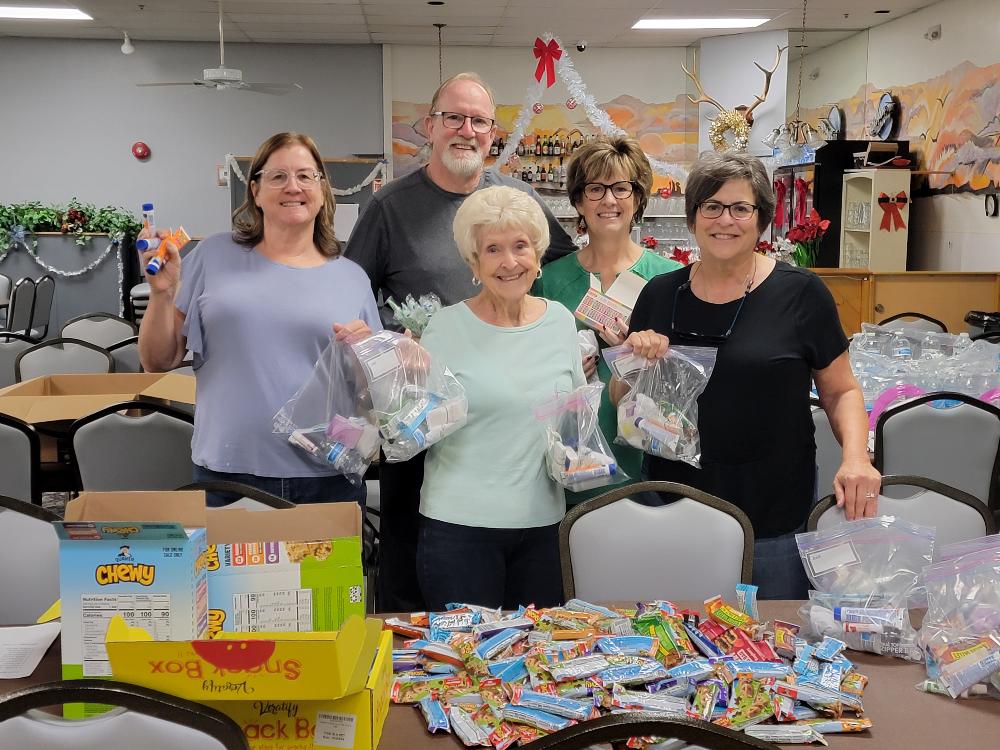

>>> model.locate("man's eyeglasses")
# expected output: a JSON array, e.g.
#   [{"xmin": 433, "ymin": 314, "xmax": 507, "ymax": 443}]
[
  {"xmin": 698, "ymin": 201, "xmax": 758, "ymax": 221},
  {"xmin": 255, "ymin": 169, "xmax": 324, "ymax": 189},
  {"xmin": 583, "ymin": 181, "xmax": 635, "ymax": 201},
  {"xmin": 670, "ymin": 279, "xmax": 749, "ymax": 345},
  {"xmin": 431, "ymin": 111, "xmax": 496, "ymax": 134}
]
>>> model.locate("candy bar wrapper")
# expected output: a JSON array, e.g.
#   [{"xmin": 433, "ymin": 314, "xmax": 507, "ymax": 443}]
[
  {"xmin": 938, "ymin": 636, "xmax": 1000, "ymax": 698},
  {"xmin": 392, "ymin": 674, "xmax": 472, "ymax": 704},
  {"xmin": 744, "ymin": 725, "xmax": 828, "ymax": 745},
  {"xmin": 774, "ymin": 620, "xmax": 801, "ymax": 659},
  {"xmin": 453, "ymin": 634, "xmax": 491, "ymax": 679},
  {"xmin": 476, "ymin": 628, "xmax": 530, "ymax": 660},
  {"xmin": 683, "ymin": 621, "xmax": 724, "ymax": 658},
  {"xmin": 601, "ymin": 617, "xmax": 638, "ymax": 636},
  {"xmin": 798, "ymin": 718, "xmax": 873, "ymax": 733},
  {"xmin": 597, "ymin": 656, "xmax": 669, "ymax": 685},
  {"xmin": 449, "ymin": 602, "xmax": 503, "ymax": 622},
  {"xmin": 450, "ymin": 706, "xmax": 493, "ymax": 747},
  {"xmin": 646, "ymin": 677, "xmax": 693, "ymax": 698},
  {"xmin": 726, "ymin": 660, "xmax": 792, "ymax": 682},
  {"xmin": 687, "ymin": 680, "xmax": 722, "ymax": 721},
  {"xmin": 473, "ymin": 617, "xmax": 535, "ymax": 639},
  {"xmin": 735, "ymin": 583, "xmax": 760, "ymax": 621},
  {"xmin": 815, "ymin": 636, "xmax": 848, "ymax": 662},
  {"xmin": 666, "ymin": 659, "xmax": 713, "ymax": 682},
  {"xmin": 418, "ymin": 696, "xmax": 451, "ymax": 733},
  {"xmin": 430, "ymin": 610, "xmax": 481, "ymax": 633},
  {"xmin": 411, "ymin": 612, "xmax": 430, "ymax": 627},
  {"xmin": 704, "ymin": 595, "xmax": 758, "ymax": 632},
  {"xmin": 728, "ymin": 632, "xmax": 781, "ymax": 663},
  {"xmin": 715, "ymin": 701, "xmax": 773, "ymax": 731},
  {"xmin": 611, "ymin": 684, "xmax": 688, "ymax": 715},
  {"xmin": 489, "ymin": 656, "xmax": 529, "ymax": 684},
  {"xmin": 498, "ymin": 706, "xmax": 574, "ymax": 732},
  {"xmin": 698, "ymin": 617, "xmax": 730, "ymax": 642},
  {"xmin": 552, "ymin": 677, "xmax": 600, "ymax": 699},
  {"xmin": 509, "ymin": 686, "xmax": 596, "ymax": 721},
  {"xmin": 633, "ymin": 614, "xmax": 684, "ymax": 667},
  {"xmin": 774, "ymin": 681, "xmax": 864, "ymax": 714},
  {"xmin": 385, "ymin": 617, "xmax": 431, "ymax": 640},
  {"xmin": 818, "ymin": 662, "xmax": 845, "ymax": 691},
  {"xmin": 524, "ymin": 653, "xmax": 557, "ymax": 690},
  {"xmin": 839, "ymin": 672, "xmax": 869, "ymax": 697},
  {"xmin": 425, "ymin": 661, "xmax": 459, "ymax": 675},
  {"xmin": 773, "ymin": 694, "xmax": 798, "ymax": 722},
  {"xmin": 420, "ymin": 641, "xmax": 465, "ymax": 668},
  {"xmin": 478, "ymin": 677, "xmax": 510, "ymax": 716},
  {"xmin": 595, "ymin": 635, "xmax": 659, "ymax": 657},
  {"xmin": 565, "ymin": 599, "xmax": 621, "ymax": 619},
  {"xmin": 513, "ymin": 724, "xmax": 550, "ymax": 746},
  {"xmin": 488, "ymin": 721, "xmax": 519, "ymax": 750},
  {"xmin": 545, "ymin": 654, "xmax": 609, "ymax": 682}
]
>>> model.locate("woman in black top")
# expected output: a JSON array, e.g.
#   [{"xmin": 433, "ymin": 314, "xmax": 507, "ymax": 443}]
[{"xmin": 612, "ymin": 151, "xmax": 880, "ymax": 599}]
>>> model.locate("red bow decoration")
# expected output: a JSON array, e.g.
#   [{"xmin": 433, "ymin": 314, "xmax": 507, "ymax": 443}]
[
  {"xmin": 670, "ymin": 247, "xmax": 693, "ymax": 265},
  {"xmin": 533, "ymin": 38, "xmax": 562, "ymax": 88},
  {"xmin": 794, "ymin": 178, "xmax": 809, "ymax": 226},
  {"xmin": 773, "ymin": 179, "xmax": 787, "ymax": 229},
  {"xmin": 878, "ymin": 191, "xmax": 908, "ymax": 231}
]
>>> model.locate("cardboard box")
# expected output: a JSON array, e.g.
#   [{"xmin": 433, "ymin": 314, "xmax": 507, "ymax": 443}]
[
  {"xmin": 106, "ymin": 615, "xmax": 393, "ymax": 750},
  {"xmin": 0, "ymin": 373, "xmax": 195, "ymax": 426}
]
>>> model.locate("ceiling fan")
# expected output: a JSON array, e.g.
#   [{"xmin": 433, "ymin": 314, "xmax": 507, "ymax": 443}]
[{"xmin": 136, "ymin": 1, "xmax": 302, "ymax": 95}]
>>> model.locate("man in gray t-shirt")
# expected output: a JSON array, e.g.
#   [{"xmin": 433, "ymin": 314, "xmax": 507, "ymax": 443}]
[{"xmin": 345, "ymin": 72, "xmax": 575, "ymax": 612}]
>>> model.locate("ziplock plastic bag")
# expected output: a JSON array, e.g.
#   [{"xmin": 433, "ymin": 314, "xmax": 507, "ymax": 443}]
[
  {"xmin": 919, "ymin": 549, "xmax": 1000, "ymax": 697},
  {"xmin": 273, "ymin": 337, "xmax": 381, "ymax": 485},
  {"xmin": 350, "ymin": 331, "xmax": 468, "ymax": 462},
  {"xmin": 937, "ymin": 534, "xmax": 1000, "ymax": 563},
  {"xmin": 578, "ymin": 329, "xmax": 599, "ymax": 384},
  {"xmin": 795, "ymin": 517, "xmax": 935, "ymax": 661},
  {"xmin": 610, "ymin": 346, "xmax": 717, "ymax": 468},
  {"xmin": 533, "ymin": 383, "xmax": 624, "ymax": 492}
]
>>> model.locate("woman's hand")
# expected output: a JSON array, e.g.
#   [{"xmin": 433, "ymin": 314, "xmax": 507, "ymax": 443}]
[
  {"xmin": 598, "ymin": 317, "xmax": 627, "ymax": 347},
  {"xmin": 141, "ymin": 229, "xmax": 181, "ymax": 296},
  {"xmin": 582, "ymin": 354, "xmax": 598, "ymax": 380},
  {"xmin": 333, "ymin": 319, "xmax": 372, "ymax": 341},
  {"xmin": 624, "ymin": 329, "xmax": 669, "ymax": 361},
  {"xmin": 834, "ymin": 458, "xmax": 882, "ymax": 520}
]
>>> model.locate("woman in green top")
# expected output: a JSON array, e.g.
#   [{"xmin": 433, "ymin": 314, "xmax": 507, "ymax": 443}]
[{"xmin": 535, "ymin": 135, "xmax": 682, "ymax": 501}]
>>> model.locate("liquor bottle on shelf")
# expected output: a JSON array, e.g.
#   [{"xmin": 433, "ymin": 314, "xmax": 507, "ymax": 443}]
[
  {"xmin": 554, "ymin": 137, "xmax": 562, "ymax": 157},
  {"xmin": 558, "ymin": 158, "xmax": 567, "ymax": 188},
  {"xmin": 547, "ymin": 164, "xmax": 555, "ymax": 183},
  {"xmin": 539, "ymin": 165, "xmax": 548, "ymax": 183},
  {"xmin": 490, "ymin": 138, "xmax": 499, "ymax": 156},
  {"xmin": 516, "ymin": 139, "xmax": 524, "ymax": 157},
  {"xmin": 534, "ymin": 137, "xmax": 542, "ymax": 156}
]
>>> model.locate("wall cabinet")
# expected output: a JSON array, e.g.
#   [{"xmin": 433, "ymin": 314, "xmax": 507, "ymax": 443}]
[{"xmin": 840, "ymin": 169, "xmax": 911, "ymax": 271}]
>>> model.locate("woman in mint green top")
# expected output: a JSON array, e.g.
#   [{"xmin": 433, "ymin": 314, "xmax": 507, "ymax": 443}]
[{"xmin": 535, "ymin": 135, "xmax": 682, "ymax": 501}]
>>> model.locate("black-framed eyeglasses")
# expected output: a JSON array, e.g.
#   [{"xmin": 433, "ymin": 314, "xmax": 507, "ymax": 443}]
[
  {"xmin": 431, "ymin": 111, "xmax": 496, "ymax": 134},
  {"xmin": 670, "ymin": 280, "xmax": 749, "ymax": 344},
  {"xmin": 698, "ymin": 201, "xmax": 758, "ymax": 221},
  {"xmin": 583, "ymin": 181, "xmax": 635, "ymax": 201}
]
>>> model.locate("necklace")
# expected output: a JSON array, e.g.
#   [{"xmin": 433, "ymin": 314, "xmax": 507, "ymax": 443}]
[{"xmin": 691, "ymin": 254, "xmax": 756, "ymax": 302}]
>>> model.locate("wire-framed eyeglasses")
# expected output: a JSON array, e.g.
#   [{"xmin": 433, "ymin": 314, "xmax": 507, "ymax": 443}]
[
  {"xmin": 255, "ymin": 169, "xmax": 324, "ymax": 189},
  {"xmin": 670, "ymin": 280, "xmax": 750, "ymax": 345},
  {"xmin": 431, "ymin": 111, "xmax": 496, "ymax": 133}
]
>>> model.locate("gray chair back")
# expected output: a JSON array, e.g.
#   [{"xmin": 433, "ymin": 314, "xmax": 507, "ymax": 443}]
[
  {"xmin": 808, "ymin": 475, "xmax": 995, "ymax": 547},
  {"xmin": 811, "ymin": 399, "xmax": 839, "ymax": 501},
  {"xmin": 108, "ymin": 336, "xmax": 142, "ymax": 373},
  {"xmin": 62, "ymin": 313, "xmax": 138, "ymax": 348},
  {"xmin": 5, "ymin": 277, "xmax": 35, "ymax": 336},
  {"xmin": 560, "ymin": 481, "xmax": 754, "ymax": 603},
  {"xmin": 874, "ymin": 393, "xmax": 1000, "ymax": 513},
  {"xmin": 14, "ymin": 337, "xmax": 114, "ymax": 382},
  {"xmin": 0, "ymin": 333, "xmax": 35, "ymax": 388},
  {"xmin": 175, "ymin": 481, "xmax": 295, "ymax": 509},
  {"xmin": 878, "ymin": 312, "xmax": 947, "ymax": 333},
  {"xmin": 0, "ymin": 497, "xmax": 59, "ymax": 625},
  {"xmin": 28, "ymin": 274, "xmax": 55, "ymax": 340},
  {"xmin": 0, "ymin": 415, "xmax": 39, "ymax": 505},
  {"xmin": 71, "ymin": 402, "xmax": 194, "ymax": 491},
  {"xmin": 0, "ymin": 273, "xmax": 11, "ymax": 306}
]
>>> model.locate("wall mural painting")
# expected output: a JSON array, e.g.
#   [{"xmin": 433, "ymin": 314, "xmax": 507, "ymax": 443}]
[
  {"xmin": 804, "ymin": 60, "xmax": 1000, "ymax": 195},
  {"xmin": 391, "ymin": 95, "xmax": 698, "ymax": 192}
]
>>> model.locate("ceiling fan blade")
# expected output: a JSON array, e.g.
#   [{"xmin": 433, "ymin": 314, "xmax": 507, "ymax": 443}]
[
  {"xmin": 135, "ymin": 81, "xmax": 203, "ymax": 87},
  {"xmin": 237, "ymin": 82, "xmax": 304, "ymax": 95}
]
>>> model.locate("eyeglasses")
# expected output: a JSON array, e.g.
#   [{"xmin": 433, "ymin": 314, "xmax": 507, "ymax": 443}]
[
  {"xmin": 698, "ymin": 201, "xmax": 758, "ymax": 221},
  {"xmin": 255, "ymin": 169, "xmax": 325, "ymax": 189},
  {"xmin": 670, "ymin": 279, "xmax": 749, "ymax": 345},
  {"xmin": 431, "ymin": 111, "xmax": 496, "ymax": 134},
  {"xmin": 583, "ymin": 181, "xmax": 635, "ymax": 201}
]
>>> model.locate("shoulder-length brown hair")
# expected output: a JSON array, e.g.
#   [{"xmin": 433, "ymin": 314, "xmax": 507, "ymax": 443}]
[{"xmin": 232, "ymin": 132, "xmax": 341, "ymax": 258}]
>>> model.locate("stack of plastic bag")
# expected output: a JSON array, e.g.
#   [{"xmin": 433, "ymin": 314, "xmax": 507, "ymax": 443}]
[
  {"xmin": 917, "ymin": 534, "xmax": 1000, "ymax": 699},
  {"xmin": 273, "ymin": 337, "xmax": 381, "ymax": 486},
  {"xmin": 607, "ymin": 345, "xmax": 716, "ymax": 468},
  {"xmin": 350, "ymin": 331, "xmax": 467, "ymax": 462},
  {"xmin": 795, "ymin": 517, "xmax": 935, "ymax": 662},
  {"xmin": 533, "ymin": 383, "xmax": 623, "ymax": 492}
]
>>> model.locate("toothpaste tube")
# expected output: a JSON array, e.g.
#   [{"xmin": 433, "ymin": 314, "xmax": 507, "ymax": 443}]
[
  {"xmin": 744, "ymin": 725, "xmax": 827, "ymax": 745},
  {"xmin": 562, "ymin": 462, "xmax": 617, "ymax": 485},
  {"xmin": 417, "ymin": 696, "xmax": 451, "ymax": 733},
  {"xmin": 498, "ymin": 705, "xmax": 573, "ymax": 732},
  {"xmin": 735, "ymin": 583, "xmax": 759, "ymax": 620},
  {"xmin": 448, "ymin": 706, "xmax": 491, "ymax": 747},
  {"xmin": 595, "ymin": 636, "xmax": 659, "ymax": 657},
  {"xmin": 833, "ymin": 606, "xmax": 907, "ymax": 630},
  {"xmin": 474, "ymin": 628, "xmax": 529, "ymax": 660},
  {"xmin": 510, "ymin": 686, "xmax": 595, "ymax": 721}
]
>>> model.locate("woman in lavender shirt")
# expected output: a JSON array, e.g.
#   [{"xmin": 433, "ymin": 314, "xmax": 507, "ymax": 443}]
[{"xmin": 138, "ymin": 132, "xmax": 380, "ymax": 506}]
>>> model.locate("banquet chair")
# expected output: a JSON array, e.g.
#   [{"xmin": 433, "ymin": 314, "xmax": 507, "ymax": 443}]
[
  {"xmin": 0, "ymin": 413, "xmax": 40, "ymax": 505},
  {"xmin": 14, "ymin": 337, "xmax": 114, "ymax": 382},
  {"xmin": 874, "ymin": 393, "xmax": 1000, "ymax": 519},
  {"xmin": 807, "ymin": 474, "xmax": 995, "ymax": 546},
  {"xmin": 176, "ymin": 480, "xmax": 295, "ymax": 510},
  {"xmin": 27, "ymin": 274, "xmax": 55, "ymax": 341},
  {"xmin": 529, "ymin": 712, "xmax": 777, "ymax": 750},
  {"xmin": 70, "ymin": 401, "xmax": 194, "ymax": 491},
  {"xmin": 0, "ymin": 495, "xmax": 59, "ymax": 626},
  {"xmin": 810, "ymin": 397, "xmax": 840, "ymax": 501},
  {"xmin": 61, "ymin": 312, "xmax": 138, "ymax": 348},
  {"xmin": 559, "ymin": 481, "xmax": 754, "ymax": 602},
  {"xmin": 0, "ymin": 273, "xmax": 11, "ymax": 305},
  {"xmin": 0, "ymin": 333, "xmax": 35, "ymax": 388},
  {"xmin": 107, "ymin": 335, "xmax": 142, "ymax": 372},
  {"xmin": 971, "ymin": 331, "xmax": 1000, "ymax": 344},
  {"xmin": 1, "ymin": 277, "xmax": 35, "ymax": 337},
  {"xmin": 877, "ymin": 311, "xmax": 947, "ymax": 333},
  {"xmin": 0, "ymin": 680, "xmax": 249, "ymax": 750}
]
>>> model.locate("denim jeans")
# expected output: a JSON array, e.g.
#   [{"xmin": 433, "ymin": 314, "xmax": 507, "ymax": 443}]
[
  {"xmin": 752, "ymin": 525, "xmax": 810, "ymax": 599},
  {"xmin": 192, "ymin": 465, "xmax": 365, "ymax": 508},
  {"xmin": 416, "ymin": 516, "xmax": 563, "ymax": 611}
]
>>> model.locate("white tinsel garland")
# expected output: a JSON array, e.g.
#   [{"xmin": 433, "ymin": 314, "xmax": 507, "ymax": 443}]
[{"xmin": 225, "ymin": 154, "xmax": 386, "ymax": 196}]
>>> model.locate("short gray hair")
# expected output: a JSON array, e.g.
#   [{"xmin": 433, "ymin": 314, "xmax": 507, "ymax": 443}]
[
  {"xmin": 685, "ymin": 151, "xmax": 775, "ymax": 234},
  {"xmin": 453, "ymin": 186, "xmax": 550, "ymax": 271},
  {"xmin": 429, "ymin": 72, "xmax": 496, "ymax": 115}
]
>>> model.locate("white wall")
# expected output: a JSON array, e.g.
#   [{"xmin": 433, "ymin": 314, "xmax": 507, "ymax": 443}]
[
  {"xmin": 0, "ymin": 38, "xmax": 383, "ymax": 236},
  {"xmin": 697, "ymin": 31, "xmax": 789, "ymax": 156}
]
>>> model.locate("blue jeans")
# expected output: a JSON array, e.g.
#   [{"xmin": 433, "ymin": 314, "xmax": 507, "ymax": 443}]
[
  {"xmin": 752, "ymin": 525, "xmax": 810, "ymax": 600},
  {"xmin": 192, "ymin": 465, "xmax": 366, "ymax": 508}
]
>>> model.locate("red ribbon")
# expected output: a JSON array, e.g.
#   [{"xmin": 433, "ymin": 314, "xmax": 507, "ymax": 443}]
[
  {"xmin": 794, "ymin": 178, "xmax": 809, "ymax": 226},
  {"xmin": 878, "ymin": 191, "xmax": 908, "ymax": 231},
  {"xmin": 533, "ymin": 38, "xmax": 562, "ymax": 88},
  {"xmin": 773, "ymin": 179, "xmax": 787, "ymax": 229}
]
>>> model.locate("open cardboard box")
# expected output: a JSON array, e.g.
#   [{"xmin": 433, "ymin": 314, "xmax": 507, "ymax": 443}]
[{"xmin": 0, "ymin": 373, "xmax": 195, "ymax": 426}]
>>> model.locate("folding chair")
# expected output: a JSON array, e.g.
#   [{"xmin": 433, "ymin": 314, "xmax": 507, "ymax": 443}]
[
  {"xmin": 61, "ymin": 312, "xmax": 138, "ymax": 348},
  {"xmin": 0, "ymin": 495, "xmax": 59, "ymax": 625},
  {"xmin": 810, "ymin": 397, "xmax": 840, "ymax": 501},
  {"xmin": 176, "ymin": 480, "xmax": 295, "ymax": 510},
  {"xmin": 0, "ymin": 414, "xmax": 40, "ymax": 505},
  {"xmin": 878, "ymin": 311, "xmax": 947, "ymax": 333},
  {"xmin": 560, "ymin": 481, "xmax": 754, "ymax": 603},
  {"xmin": 14, "ymin": 337, "xmax": 114, "ymax": 382},
  {"xmin": 1, "ymin": 277, "xmax": 35, "ymax": 337},
  {"xmin": 0, "ymin": 333, "xmax": 35, "ymax": 388},
  {"xmin": 107, "ymin": 336, "xmax": 142, "ymax": 373},
  {"xmin": 27, "ymin": 274, "xmax": 55, "ymax": 341}
]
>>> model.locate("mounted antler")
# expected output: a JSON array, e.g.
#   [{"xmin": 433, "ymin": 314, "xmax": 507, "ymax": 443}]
[
  {"xmin": 745, "ymin": 45, "xmax": 787, "ymax": 119},
  {"xmin": 681, "ymin": 62, "xmax": 726, "ymax": 113}
]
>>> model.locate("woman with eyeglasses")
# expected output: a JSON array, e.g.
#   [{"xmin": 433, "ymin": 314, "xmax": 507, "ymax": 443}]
[
  {"xmin": 138, "ymin": 132, "xmax": 380, "ymax": 506},
  {"xmin": 535, "ymin": 135, "xmax": 682, "ymax": 502},
  {"xmin": 613, "ymin": 151, "xmax": 880, "ymax": 599}
]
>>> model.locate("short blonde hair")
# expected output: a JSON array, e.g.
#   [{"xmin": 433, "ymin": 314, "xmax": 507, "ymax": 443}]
[{"xmin": 453, "ymin": 186, "xmax": 550, "ymax": 271}]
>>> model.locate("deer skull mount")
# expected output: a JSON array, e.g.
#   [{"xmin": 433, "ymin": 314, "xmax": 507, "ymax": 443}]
[{"xmin": 683, "ymin": 45, "xmax": 787, "ymax": 152}]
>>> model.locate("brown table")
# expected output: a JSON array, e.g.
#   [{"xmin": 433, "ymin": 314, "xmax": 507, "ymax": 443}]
[{"xmin": 5, "ymin": 601, "xmax": 999, "ymax": 748}]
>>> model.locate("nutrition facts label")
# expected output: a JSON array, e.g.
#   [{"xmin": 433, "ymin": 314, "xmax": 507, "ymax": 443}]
[
  {"xmin": 232, "ymin": 589, "xmax": 313, "ymax": 632},
  {"xmin": 81, "ymin": 593, "xmax": 171, "ymax": 676}
]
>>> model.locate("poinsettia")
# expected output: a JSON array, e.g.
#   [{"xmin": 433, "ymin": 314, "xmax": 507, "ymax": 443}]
[
  {"xmin": 669, "ymin": 246, "xmax": 693, "ymax": 265},
  {"xmin": 784, "ymin": 209, "xmax": 830, "ymax": 267},
  {"xmin": 641, "ymin": 235, "xmax": 658, "ymax": 249}
]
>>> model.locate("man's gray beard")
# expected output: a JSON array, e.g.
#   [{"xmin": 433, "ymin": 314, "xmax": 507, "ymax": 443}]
[{"xmin": 440, "ymin": 146, "xmax": 484, "ymax": 179}]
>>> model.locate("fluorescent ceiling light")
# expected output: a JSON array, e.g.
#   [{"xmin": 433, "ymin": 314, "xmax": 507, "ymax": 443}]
[
  {"xmin": 633, "ymin": 18, "xmax": 769, "ymax": 30},
  {"xmin": 0, "ymin": 6, "xmax": 92, "ymax": 19}
]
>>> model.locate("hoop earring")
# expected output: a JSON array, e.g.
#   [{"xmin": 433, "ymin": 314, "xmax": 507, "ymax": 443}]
[
  {"xmin": 536, "ymin": 268, "xmax": 542, "ymax": 279},
  {"xmin": 472, "ymin": 275, "xmax": 481, "ymax": 286}
]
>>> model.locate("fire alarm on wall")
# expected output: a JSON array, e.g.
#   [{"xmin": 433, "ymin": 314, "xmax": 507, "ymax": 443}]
[{"xmin": 131, "ymin": 141, "xmax": 151, "ymax": 160}]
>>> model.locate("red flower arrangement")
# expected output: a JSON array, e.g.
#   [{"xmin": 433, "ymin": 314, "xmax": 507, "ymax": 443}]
[
  {"xmin": 754, "ymin": 240, "xmax": 775, "ymax": 256},
  {"xmin": 785, "ymin": 209, "xmax": 830, "ymax": 268},
  {"xmin": 669, "ymin": 247, "xmax": 693, "ymax": 265},
  {"xmin": 640, "ymin": 235, "xmax": 658, "ymax": 249}
]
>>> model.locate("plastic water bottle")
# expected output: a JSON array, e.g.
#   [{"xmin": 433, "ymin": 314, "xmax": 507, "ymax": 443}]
[
  {"xmin": 921, "ymin": 332, "xmax": 942, "ymax": 360},
  {"xmin": 953, "ymin": 332, "xmax": 972, "ymax": 357},
  {"xmin": 323, "ymin": 441, "xmax": 366, "ymax": 479},
  {"xmin": 890, "ymin": 333, "xmax": 912, "ymax": 360}
]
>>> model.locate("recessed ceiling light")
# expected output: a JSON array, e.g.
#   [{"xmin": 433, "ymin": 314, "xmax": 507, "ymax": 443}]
[
  {"xmin": 633, "ymin": 18, "xmax": 769, "ymax": 30},
  {"xmin": 0, "ymin": 5, "xmax": 92, "ymax": 19}
]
